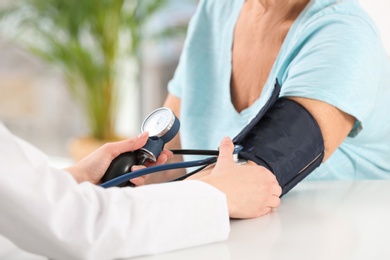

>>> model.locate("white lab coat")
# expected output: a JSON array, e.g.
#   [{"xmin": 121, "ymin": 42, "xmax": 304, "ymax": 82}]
[{"xmin": 0, "ymin": 124, "xmax": 230, "ymax": 260}]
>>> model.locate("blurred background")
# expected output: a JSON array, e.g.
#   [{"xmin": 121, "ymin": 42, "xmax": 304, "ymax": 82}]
[
  {"xmin": 0, "ymin": 0, "xmax": 196, "ymax": 165},
  {"xmin": 0, "ymin": 0, "xmax": 389, "ymax": 166}
]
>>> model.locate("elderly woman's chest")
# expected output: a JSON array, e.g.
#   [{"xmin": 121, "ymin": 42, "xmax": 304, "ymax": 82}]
[{"xmin": 230, "ymin": 1, "xmax": 307, "ymax": 112}]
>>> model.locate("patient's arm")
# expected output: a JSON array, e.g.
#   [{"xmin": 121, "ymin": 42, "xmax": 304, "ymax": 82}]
[
  {"xmin": 190, "ymin": 96, "xmax": 356, "ymax": 198},
  {"xmin": 288, "ymin": 97, "xmax": 356, "ymax": 162}
]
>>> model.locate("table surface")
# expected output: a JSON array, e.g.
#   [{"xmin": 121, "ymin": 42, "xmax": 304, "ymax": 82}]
[
  {"xmin": 134, "ymin": 180, "xmax": 390, "ymax": 260},
  {"xmin": 1, "ymin": 180, "xmax": 390, "ymax": 260}
]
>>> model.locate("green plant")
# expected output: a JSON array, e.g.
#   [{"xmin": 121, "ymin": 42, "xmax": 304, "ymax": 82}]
[{"xmin": 0, "ymin": 0, "xmax": 167, "ymax": 140}]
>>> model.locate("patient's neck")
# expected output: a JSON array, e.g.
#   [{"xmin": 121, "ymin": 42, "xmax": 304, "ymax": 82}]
[{"xmin": 255, "ymin": 0, "xmax": 309, "ymax": 16}]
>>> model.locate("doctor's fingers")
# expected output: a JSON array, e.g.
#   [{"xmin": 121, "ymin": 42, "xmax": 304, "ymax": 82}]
[
  {"xmin": 102, "ymin": 132, "xmax": 149, "ymax": 159},
  {"xmin": 161, "ymin": 149, "xmax": 174, "ymax": 159},
  {"xmin": 144, "ymin": 150, "xmax": 172, "ymax": 168},
  {"xmin": 130, "ymin": 151, "xmax": 171, "ymax": 185},
  {"xmin": 129, "ymin": 165, "xmax": 147, "ymax": 186}
]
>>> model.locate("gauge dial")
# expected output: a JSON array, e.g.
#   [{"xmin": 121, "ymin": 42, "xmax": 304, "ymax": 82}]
[{"xmin": 141, "ymin": 107, "xmax": 176, "ymax": 137}]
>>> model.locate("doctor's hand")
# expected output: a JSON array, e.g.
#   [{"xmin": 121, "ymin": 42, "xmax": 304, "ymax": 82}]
[
  {"xmin": 65, "ymin": 132, "xmax": 172, "ymax": 184},
  {"xmin": 129, "ymin": 151, "xmax": 174, "ymax": 186},
  {"xmin": 197, "ymin": 137, "xmax": 282, "ymax": 219}
]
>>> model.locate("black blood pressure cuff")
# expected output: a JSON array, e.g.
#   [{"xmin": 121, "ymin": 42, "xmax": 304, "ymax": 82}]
[{"xmin": 233, "ymin": 81, "xmax": 325, "ymax": 196}]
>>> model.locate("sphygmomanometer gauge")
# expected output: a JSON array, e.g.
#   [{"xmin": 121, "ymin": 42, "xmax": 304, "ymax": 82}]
[{"xmin": 141, "ymin": 107, "xmax": 180, "ymax": 143}]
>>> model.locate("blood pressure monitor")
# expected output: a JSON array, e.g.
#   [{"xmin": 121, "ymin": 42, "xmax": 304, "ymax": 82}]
[
  {"xmin": 141, "ymin": 107, "xmax": 180, "ymax": 143},
  {"xmin": 139, "ymin": 107, "xmax": 180, "ymax": 163},
  {"xmin": 101, "ymin": 107, "xmax": 180, "ymax": 186}
]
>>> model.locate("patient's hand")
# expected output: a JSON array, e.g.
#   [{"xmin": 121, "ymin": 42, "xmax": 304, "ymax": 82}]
[{"xmin": 196, "ymin": 137, "xmax": 282, "ymax": 219}]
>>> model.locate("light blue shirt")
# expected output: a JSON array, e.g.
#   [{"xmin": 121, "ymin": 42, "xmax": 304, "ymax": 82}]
[{"xmin": 168, "ymin": 0, "xmax": 390, "ymax": 180}]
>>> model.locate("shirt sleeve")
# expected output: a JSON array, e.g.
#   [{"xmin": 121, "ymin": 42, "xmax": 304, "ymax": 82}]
[
  {"xmin": 280, "ymin": 12, "xmax": 386, "ymax": 137},
  {"xmin": 0, "ymin": 124, "xmax": 230, "ymax": 260},
  {"xmin": 167, "ymin": 0, "xmax": 213, "ymax": 99}
]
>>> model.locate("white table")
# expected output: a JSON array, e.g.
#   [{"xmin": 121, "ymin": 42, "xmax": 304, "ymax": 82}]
[
  {"xmin": 1, "ymin": 180, "xmax": 390, "ymax": 260},
  {"xmin": 133, "ymin": 180, "xmax": 390, "ymax": 260}
]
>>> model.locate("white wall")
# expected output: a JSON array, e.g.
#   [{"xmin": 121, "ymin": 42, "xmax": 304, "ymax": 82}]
[{"xmin": 359, "ymin": 0, "xmax": 390, "ymax": 54}]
